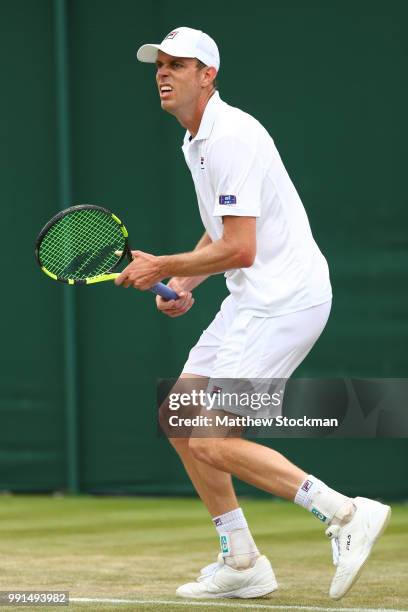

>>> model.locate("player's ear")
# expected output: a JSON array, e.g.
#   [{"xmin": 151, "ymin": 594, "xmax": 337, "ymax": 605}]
[{"xmin": 202, "ymin": 66, "xmax": 217, "ymax": 88}]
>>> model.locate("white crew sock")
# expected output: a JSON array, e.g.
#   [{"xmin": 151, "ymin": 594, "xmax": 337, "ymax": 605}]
[
  {"xmin": 294, "ymin": 475, "xmax": 356, "ymax": 526},
  {"xmin": 212, "ymin": 507, "xmax": 260, "ymax": 570}
]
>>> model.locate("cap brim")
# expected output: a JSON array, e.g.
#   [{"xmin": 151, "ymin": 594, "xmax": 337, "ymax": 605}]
[
  {"xmin": 137, "ymin": 41, "xmax": 197, "ymax": 63},
  {"xmin": 137, "ymin": 44, "xmax": 161, "ymax": 63}
]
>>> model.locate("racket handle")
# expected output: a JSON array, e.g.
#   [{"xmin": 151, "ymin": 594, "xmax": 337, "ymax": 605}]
[{"xmin": 150, "ymin": 282, "xmax": 179, "ymax": 300}]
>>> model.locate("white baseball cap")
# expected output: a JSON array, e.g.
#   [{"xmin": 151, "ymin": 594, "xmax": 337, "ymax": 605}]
[{"xmin": 137, "ymin": 27, "xmax": 220, "ymax": 71}]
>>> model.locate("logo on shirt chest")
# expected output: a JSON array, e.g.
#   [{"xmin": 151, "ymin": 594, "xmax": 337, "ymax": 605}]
[{"xmin": 200, "ymin": 156, "xmax": 205, "ymax": 170}]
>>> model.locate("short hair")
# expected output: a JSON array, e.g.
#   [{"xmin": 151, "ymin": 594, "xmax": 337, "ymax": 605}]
[{"xmin": 196, "ymin": 59, "xmax": 218, "ymax": 90}]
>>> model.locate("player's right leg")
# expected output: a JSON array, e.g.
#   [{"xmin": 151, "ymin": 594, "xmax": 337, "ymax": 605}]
[
  {"xmin": 161, "ymin": 373, "xmax": 239, "ymax": 517},
  {"xmin": 159, "ymin": 372, "xmax": 278, "ymax": 599}
]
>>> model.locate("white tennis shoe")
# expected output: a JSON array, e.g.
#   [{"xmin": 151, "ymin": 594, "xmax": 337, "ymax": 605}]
[
  {"xmin": 326, "ymin": 496, "xmax": 391, "ymax": 599},
  {"xmin": 176, "ymin": 554, "xmax": 278, "ymax": 599}
]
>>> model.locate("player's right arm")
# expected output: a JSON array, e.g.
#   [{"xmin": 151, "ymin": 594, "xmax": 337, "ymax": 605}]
[{"xmin": 156, "ymin": 231, "xmax": 212, "ymax": 317}]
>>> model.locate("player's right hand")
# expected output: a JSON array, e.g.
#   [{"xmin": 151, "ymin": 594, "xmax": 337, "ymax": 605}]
[{"xmin": 156, "ymin": 280, "xmax": 194, "ymax": 317}]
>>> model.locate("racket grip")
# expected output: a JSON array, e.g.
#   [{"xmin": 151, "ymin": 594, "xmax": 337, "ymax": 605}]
[{"xmin": 150, "ymin": 282, "xmax": 179, "ymax": 300}]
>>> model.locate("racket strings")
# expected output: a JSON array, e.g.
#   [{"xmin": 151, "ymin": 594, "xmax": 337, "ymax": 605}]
[{"xmin": 39, "ymin": 209, "xmax": 125, "ymax": 280}]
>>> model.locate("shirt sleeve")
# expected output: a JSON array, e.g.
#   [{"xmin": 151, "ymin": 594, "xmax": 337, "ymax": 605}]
[{"xmin": 209, "ymin": 135, "xmax": 263, "ymax": 217}]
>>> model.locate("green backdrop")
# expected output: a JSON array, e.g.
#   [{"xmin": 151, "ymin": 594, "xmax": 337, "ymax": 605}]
[{"xmin": 0, "ymin": 0, "xmax": 407, "ymax": 497}]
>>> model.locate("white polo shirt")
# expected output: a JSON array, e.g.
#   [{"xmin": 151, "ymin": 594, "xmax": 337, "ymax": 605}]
[{"xmin": 181, "ymin": 92, "xmax": 332, "ymax": 317}]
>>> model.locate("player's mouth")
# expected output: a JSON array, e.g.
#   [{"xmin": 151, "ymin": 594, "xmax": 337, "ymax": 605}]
[{"xmin": 159, "ymin": 84, "xmax": 174, "ymax": 99}]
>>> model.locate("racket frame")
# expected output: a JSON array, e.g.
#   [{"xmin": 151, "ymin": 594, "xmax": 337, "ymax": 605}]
[{"xmin": 35, "ymin": 204, "xmax": 132, "ymax": 285}]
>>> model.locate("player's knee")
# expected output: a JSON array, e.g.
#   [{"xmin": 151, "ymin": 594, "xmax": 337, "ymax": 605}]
[
  {"xmin": 188, "ymin": 437, "xmax": 223, "ymax": 464},
  {"xmin": 158, "ymin": 399, "xmax": 190, "ymax": 453},
  {"xmin": 188, "ymin": 437, "xmax": 209, "ymax": 462}
]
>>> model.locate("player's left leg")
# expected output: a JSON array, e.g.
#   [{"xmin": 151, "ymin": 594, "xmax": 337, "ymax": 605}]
[{"xmin": 188, "ymin": 436, "xmax": 391, "ymax": 599}]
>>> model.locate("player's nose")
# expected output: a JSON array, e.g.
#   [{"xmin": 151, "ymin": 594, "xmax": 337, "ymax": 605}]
[{"xmin": 156, "ymin": 64, "xmax": 170, "ymax": 78}]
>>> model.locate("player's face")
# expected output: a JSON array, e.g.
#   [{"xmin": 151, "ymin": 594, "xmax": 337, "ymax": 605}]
[{"xmin": 156, "ymin": 51, "xmax": 202, "ymax": 114}]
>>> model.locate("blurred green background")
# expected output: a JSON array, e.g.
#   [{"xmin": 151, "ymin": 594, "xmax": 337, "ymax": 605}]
[{"xmin": 0, "ymin": 0, "xmax": 407, "ymax": 496}]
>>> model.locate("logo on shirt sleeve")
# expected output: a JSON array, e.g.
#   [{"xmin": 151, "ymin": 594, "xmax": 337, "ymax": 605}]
[{"xmin": 219, "ymin": 195, "xmax": 237, "ymax": 205}]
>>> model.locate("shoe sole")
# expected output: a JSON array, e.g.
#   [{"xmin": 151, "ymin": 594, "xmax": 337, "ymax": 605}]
[
  {"xmin": 330, "ymin": 503, "xmax": 391, "ymax": 600},
  {"xmin": 224, "ymin": 581, "xmax": 278, "ymax": 599}
]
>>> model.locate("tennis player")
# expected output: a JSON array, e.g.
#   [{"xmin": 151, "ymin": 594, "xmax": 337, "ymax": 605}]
[{"xmin": 115, "ymin": 27, "xmax": 391, "ymax": 600}]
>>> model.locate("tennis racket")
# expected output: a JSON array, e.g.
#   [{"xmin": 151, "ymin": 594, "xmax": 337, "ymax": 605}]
[{"xmin": 35, "ymin": 204, "xmax": 178, "ymax": 300}]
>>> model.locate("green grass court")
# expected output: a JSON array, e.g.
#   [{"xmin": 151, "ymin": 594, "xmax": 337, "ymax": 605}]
[{"xmin": 0, "ymin": 496, "xmax": 406, "ymax": 611}]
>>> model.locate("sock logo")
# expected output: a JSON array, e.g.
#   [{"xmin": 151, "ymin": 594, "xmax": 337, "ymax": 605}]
[
  {"xmin": 312, "ymin": 507, "xmax": 328, "ymax": 523},
  {"xmin": 214, "ymin": 518, "xmax": 222, "ymax": 526},
  {"xmin": 220, "ymin": 535, "xmax": 229, "ymax": 554},
  {"xmin": 301, "ymin": 479, "xmax": 313, "ymax": 492},
  {"xmin": 346, "ymin": 534, "xmax": 351, "ymax": 550}
]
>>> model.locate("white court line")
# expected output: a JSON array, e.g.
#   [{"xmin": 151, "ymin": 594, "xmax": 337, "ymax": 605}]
[{"xmin": 70, "ymin": 598, "xmax": 407, "ymax": 612}]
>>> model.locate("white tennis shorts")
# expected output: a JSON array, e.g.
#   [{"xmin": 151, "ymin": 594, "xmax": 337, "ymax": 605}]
[{"xmin": 182, "ymin": 296, "xmax": 332, "ymax": 379}]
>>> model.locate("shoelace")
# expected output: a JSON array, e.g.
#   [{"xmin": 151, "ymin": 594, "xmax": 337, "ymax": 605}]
[
  {"xmin": 325, "ymin": 524, "xmax": 341, "ymax": 566},
  {"xmin": 198, "ymin": 556, "xmax": 223, "ymax": 582}
]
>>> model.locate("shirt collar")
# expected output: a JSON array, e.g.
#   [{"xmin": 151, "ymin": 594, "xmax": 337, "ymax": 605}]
[{"xmin": 183, "ymin": 91, "xmax": 221, "ymax": 145}]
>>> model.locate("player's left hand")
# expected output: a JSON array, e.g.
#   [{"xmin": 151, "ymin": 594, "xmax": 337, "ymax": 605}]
[{"xmin": 114, "ymin": 250, "xmax": 165, "ymax": 289}]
